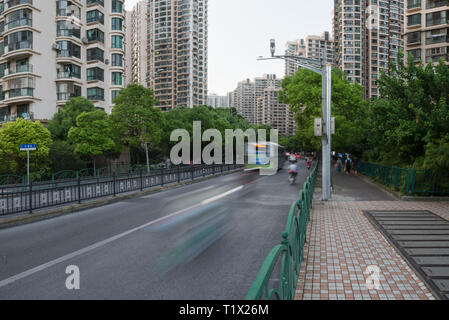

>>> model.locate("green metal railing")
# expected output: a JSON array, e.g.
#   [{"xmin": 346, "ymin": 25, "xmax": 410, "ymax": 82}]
[
  {"xmin": 359, "ymin": 162, "xmax": 449, "ymax": 196},
  {"xmin": 245, "ymin": 164, "xmax": 319, "ymax": 300}
]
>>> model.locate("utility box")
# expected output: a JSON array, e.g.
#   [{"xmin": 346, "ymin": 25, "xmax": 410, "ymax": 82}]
[{"xmin": 314, "ymin": 118, "xmax": 322, "ymax": 137}]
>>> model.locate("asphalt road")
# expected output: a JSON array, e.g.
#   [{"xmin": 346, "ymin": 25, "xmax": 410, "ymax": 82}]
[{"xmin": 0, "ymin": 162, "xmax": 311, "ymax": 300}]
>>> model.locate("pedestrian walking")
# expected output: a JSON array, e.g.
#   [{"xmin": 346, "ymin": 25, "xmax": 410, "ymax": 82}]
[
  {"xmin": 345, "ymin": 157, "xmax": 352, "ymax": 175},
  {"xmin": 336, "ymin": 158, "xmax": 343, "ymax": 173}
]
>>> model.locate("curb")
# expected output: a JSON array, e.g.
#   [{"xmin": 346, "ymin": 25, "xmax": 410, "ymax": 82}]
[{"xmin": 0, "ymin": 168, "xmax": 243, "ymax": 230}]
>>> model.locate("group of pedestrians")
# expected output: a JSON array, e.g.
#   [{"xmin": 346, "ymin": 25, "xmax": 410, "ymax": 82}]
[{"xmin": 335, "ymin": 154, "xmax": 359, "ymax": 175}]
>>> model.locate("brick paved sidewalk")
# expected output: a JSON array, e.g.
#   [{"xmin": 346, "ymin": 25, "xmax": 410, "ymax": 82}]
[{"xmin": 294, "ymin": 173, "xmax": 449, "ymax": 300}]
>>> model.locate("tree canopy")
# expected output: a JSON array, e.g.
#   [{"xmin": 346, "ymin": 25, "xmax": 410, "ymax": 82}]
[
  {"xmin": 0, "ymin": 119, "xmax": 52, "ymax": 175},
  {"xmin": 47, "ymin": 97, "xmax": 96, "ymax": 141},
  {"xmin": 279, "ymin": 68, "xmax": 365, "ymax": 154},
  {"xmin": 364, "ymin": 54, "xmax": 449, "ymax": 170}
]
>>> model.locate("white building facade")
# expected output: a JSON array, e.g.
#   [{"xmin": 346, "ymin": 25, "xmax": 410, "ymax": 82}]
[{"xmin": 0, "ymin": 0, "xmax": 126, "ymax": 124}]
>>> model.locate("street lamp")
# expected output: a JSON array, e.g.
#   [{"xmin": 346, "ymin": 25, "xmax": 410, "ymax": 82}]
[{"xmin": 258, "ymin": 39, "xmax": 333, "ymax": 201}]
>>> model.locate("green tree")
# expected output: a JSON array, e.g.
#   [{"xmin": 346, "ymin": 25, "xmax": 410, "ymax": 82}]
[
  {"xmin": 365, "ymin": 53, "xmax": 449, "ymax": 168},
  {"xmin": 0, "ymin": 119, "xmax": 52, "ymax": 175},
  {"xmin": 109, "ymin": 84, "xmax": 163, "ymax": 164},
  {"xmin": 279, "ymin": 68, "xmax": 365, "ymax": 154},
  {"xmin": 49, "ymin": 140, "xmax": 87, "ymax": 172},
  {"xmin": 68, "ymin": 110, "xmax": 115, "ymax": 169},
  {"xmin": 47, "ymin": 97, "xmax": 96, "ymax": 141}
]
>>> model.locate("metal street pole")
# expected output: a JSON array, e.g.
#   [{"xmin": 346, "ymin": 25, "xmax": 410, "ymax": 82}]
[
  {"xmin": 260, "ymin": 40, "xmax": 333, "ymax": 200},
  {"xmin": 326, "ymin": 62, "xmax": 332, "ymax": 198},
  {"xmin": 27, "ymin": 150, "xmax": 30, "ymax": 186},
  {"xmin": 321, "ymin": 50, "xmax": 330, "ymax": 201},
  {"xmin": 145, "ymin": 142, "xmax": 150, "ymax": 173}
]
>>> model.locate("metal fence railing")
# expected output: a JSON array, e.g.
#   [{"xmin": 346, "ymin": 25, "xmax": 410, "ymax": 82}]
[
  {"xmin": 245, "ymin": 163, "xmax": 319, "ymax": 300},
  {"xmin": 0, "ymin": 164, "xmax": 240, "ymax": 216},
  {"xmin": 0, "ymin": 163, "xmax": 177, "ymax": 187},
  {"xmin": 359, "ymin": 162, "xmax": 449, "ymax": 197}
]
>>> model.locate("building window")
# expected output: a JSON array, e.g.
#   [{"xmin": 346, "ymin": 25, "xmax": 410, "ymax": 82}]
[
  {"xmin": 111, "ymin": 17, "xmax": 123, "ymax": 31},
  {"xmin": 56, "ymin": 40, "xmax": 81, "ymax": 59},
  {"xmin": 111, "ymin": 35, "xmax": 123, "ymax": 49},
  {"xmin": 112, "ymin": 0, "xmax": 123, "ymax": 13},
  {"xmin": 111, "ymin": 89, "xmax": 120, "ymax": 102},
  {"xmin": 87, "ymin": 0, "xmax": 104, "ymax": 7},
  {"xmin": 87, "ymin": 67, "xmax": 104, "ymax": 82},
  {"xmin": 407, "ymin": 13, "xmax": 421, "ymax": 26},
  {"xmin": 111, "ymin": 53, "xmax": 123, "ymax": 66},
  {"xmin": 87, "ymin": 47, "xmax": 104, "ymax": 62},
  {"xmin": 111, "ymin": 72, "xmax": 122, "ymax": 85},
  {"xmin": 86, "ymin": 10, "xmax": 104, "ymax": 24},
  {"xmin": 87, "ymin": 28, "xmax": 104, "ymax": 43},
  {"xmin": 87, "ymin": 87, "xmax": 104, "ymax": 101},
  {"xmin": 57, "ymin": 20, "xmax": 81, "ymax": 38},
  {"xmin": 5, "ymin": 8, "xmax": 32, "ymax": 31},
  {"xmin": 4, "ymin": 30, "xmax": 33, "ymax": 52}
]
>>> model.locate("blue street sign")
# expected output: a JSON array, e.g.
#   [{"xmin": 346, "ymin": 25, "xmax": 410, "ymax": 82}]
[{"xmin": 20, "ymin": 144, "xmax": 37, "ymax": 151}]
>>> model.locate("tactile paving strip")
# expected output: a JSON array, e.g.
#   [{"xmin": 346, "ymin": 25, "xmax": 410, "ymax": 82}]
[{"xmin": 364, "ymin": 210, "xmax": 449, "ymax": 300}]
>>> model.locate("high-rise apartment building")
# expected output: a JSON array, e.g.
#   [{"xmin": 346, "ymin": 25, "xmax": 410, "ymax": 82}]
[
  {"xmin": 233, "ymin": 74, "xmax": 297, "ymax": 136},
  {"xmin": 125, "ymin": 0, "xmax": 148, "ymax": 86},
  {"xmin": 333, "ymin": 0, "xmax": 404, "ymax": 98},
  {"xmin": 233, "ymin": 78, "xmax": 255, "ymax": 125},
  {"xmin": 147, "ymin": 0, "xmax": 208, "ymax": 111},
  {"xmin": 284, "ymin": 32, "xmax": 335, "ymax": 77},
  {"xmin": 207, "ymin": 93, "xmax": 228, "ymax": 108},
  {"xmin": 256, "ymin": 87, "xmax": 296, "ymax": 137},
  {"xmin": 0, "ymin": 0, "xmax": 126, "ymax": 124},
  {"xmin": 405, "ymin": 0, "xmax": 449, "ymax": 65},
  {"xmin": 285, "ymin": 39, "xmax": 306, "ymax": 77}
]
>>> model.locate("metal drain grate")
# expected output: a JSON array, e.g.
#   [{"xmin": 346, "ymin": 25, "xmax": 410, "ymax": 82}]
[{"xmin": 364, "ymin": 210, "xmax": 449, "ymax": 300}]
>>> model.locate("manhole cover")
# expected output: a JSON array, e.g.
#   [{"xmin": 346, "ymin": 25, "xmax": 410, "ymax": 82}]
[{"xmin": 365, "ymin": 210, "xmax": 449, "ymax": 300}]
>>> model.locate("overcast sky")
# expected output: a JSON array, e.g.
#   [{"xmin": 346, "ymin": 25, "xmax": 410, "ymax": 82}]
[{"xmin": 125, "ymin": 0, "xmax": 333, "ymax": 96}]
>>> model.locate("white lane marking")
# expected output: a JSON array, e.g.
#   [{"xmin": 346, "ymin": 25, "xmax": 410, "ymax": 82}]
[
  {"xmin": 0, "ymin": 186, "xmax": 244, "ymax": 289},
  {"xmin": 162, "ymin": 185, "xmax": 216, "ymax": 200}
]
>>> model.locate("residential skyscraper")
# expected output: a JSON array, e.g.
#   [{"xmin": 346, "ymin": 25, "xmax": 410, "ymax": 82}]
[
  {"xmin": 333, "ymin": 0, "xmax": 404, "ymax": 98},
  {"xmin": 0, "ymin": 0, "xmax": 126, "ymax": 124},
  {"xmin": 125, "ymin": 0, "xmax": 148, "ymax": 86},
  {"xmin": 207, "ymin": 93, "xmax": 228, "ymax": 108},
  {"xmin": 233, "ymin": 74, "xmax": 297, "ymax": 136},
  {"xmin": 284, "ymin": 32, "xmax": 335, "ymax": 77},
  {"xmin": 147, "ymin": 0, "xmax": 208, "ymax": 111},
  {"xmin": 405, "ymin": 0, "xmax": 449, "ymax": 66}
]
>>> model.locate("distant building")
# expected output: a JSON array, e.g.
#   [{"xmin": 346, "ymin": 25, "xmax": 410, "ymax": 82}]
[
  {"xmin": 233, "ymin": 74, "xmax": 297, "ymax": 136},
  {"xmin": 284, "ymin": 32, "xmax": 334, "ymax": 77},
  {"xmin": 125, "ymin": 1, "xmax": 148, "ymax": 86},
  {"xmin": 207, "ymin": 94, "xmax": 229, "ymax": 108},
  {"xmin": 405, "ymin": 0, "xmax": 449, "ymax": 66},
  {"xmin": 333, "ymin": 0, "xmax": 404, "ymax": 98}
]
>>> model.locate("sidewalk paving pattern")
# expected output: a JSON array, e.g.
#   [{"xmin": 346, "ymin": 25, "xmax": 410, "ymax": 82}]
[{"xmin": 295, "ymin": 172, "xmax": 449, "ymax": 300}]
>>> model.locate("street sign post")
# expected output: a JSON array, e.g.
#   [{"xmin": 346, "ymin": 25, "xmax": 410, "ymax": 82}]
[{"xmin": 20, "ymin": 144, "xmax": 36, "ymax": 185}]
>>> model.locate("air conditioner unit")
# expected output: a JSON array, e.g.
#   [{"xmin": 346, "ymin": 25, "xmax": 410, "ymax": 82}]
[
  {"xmin": 81, "ymin": 37, "xmax": 89, "ymax": 44},
  {"xmin": 52, "ymin": 43, "xmax": 59, "ymax": 50}
]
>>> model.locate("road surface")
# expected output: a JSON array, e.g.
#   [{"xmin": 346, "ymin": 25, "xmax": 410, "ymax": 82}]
[{"xmin": 0, "ymin": 162, "xmax": 311, "ymax": 299}]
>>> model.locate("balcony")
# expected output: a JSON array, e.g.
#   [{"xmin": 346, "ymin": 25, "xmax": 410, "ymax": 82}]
[
  {"xmin": 2, "ymin": 88, "xmax": 34, "ymax": 103},
  {"xmin": 56, "ymin": 92, "xmax": 80, "ymax": 101},
  {"xmin": 407, "ymin": 0, "xmax": 422, "ymax": 10},
  {"xmin": 4, "ymin": 18, "xmax": 32, "ymax": 32},
  {"xmin": 0, "ymin": 112, "xmax": 34, "ymax": 124},
  {"xmin": 426, "ymin": 0, "xmax": 449, "ymax": 9},
  {"xmin": 4, "ymin": 0, "xmax": 32, "ymax": 11},
  {"xmin": 57, "ymin": 71, "xmax": 81, "ymax": 80},
  {"xmin": 4, "ymin": 64, "xmax": 33, "ymax": 77}
]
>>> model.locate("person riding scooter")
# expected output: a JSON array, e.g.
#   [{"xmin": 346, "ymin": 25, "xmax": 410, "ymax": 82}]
[{"xmin": 288, "ymin": 162, "xmax": 298, "ymax": 184}]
